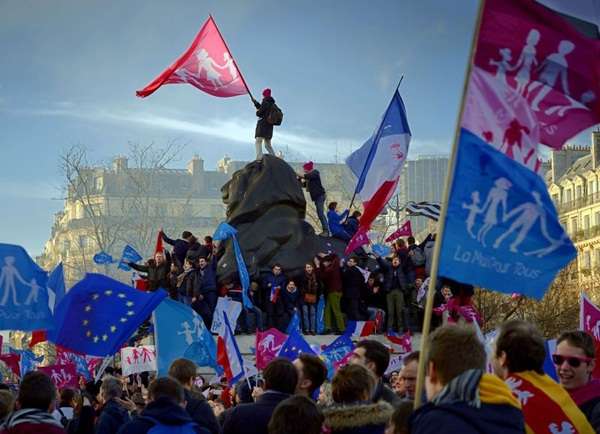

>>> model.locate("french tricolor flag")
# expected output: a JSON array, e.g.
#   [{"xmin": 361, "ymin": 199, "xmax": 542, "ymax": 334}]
[
  {"xmin": 346, "ymin": 89, "xmax": 411, "ymax": 237},
  {"xmin": 344, "ymin": 320, "xmax": 376, "ymax": 339},
  {"xmin": 216, "ymin": 312, "xmax": 244, "ymax": 385}
]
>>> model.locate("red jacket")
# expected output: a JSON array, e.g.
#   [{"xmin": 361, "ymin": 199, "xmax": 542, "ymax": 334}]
[{"xmin": 317, "ymin": 256, "xmax": 342, "ymax": 294}]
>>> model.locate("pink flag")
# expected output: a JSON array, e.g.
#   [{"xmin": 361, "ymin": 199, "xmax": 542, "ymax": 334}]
[
  {"xmin": 345, "ymin": 227, "xmax": 370, "ymax": 256},
  {"xmin": 580, "ymin": 293, "xmax": 600, "ymax": 379},
  {"xmin": 255, "ymin": 328, "xmax": 287, "ymax": 370},
  {"xmin": 136, "ymin": 16, "xmax": 248, "ymax": 98},
  {"xmin": 385, "ymin": 221, "xmax": 413, "ymax": 243},
  {"xmin": 469, "ymin": 0, "xmax": 600, "ymax": 150},
  {"xmin": 0, "ymin": 354, "xmax": 20, "ymax": 377},
  {"xmin": 39, "ymin": 363, "xmax": 78, "ymax": 389}
]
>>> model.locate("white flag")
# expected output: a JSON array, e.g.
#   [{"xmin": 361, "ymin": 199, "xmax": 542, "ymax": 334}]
[
  {"xmin": 211, "ymin": 297, "xmax": 242, "ymax": 334},
  {"xmin": 121, "ymin": 345, "xmax": 157, "ymax": 376}
]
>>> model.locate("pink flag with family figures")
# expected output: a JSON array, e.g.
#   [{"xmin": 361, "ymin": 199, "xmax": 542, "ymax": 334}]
[
  {"xmin": 255, "ymin": 328, "xmax": 287, "ymax": 370},
  {"xmin": 136, "ymin": 16, "xmax": 248, "ymax": 98},
  {"xmin": 39, "ymin": 363, "xmax": 78, "ymax": 389},
  {"xmin": 580, "ymin": 293, "xmax": 600, "ymax": 379},
  {"xmin": 464, "ymin": 0, "xmax": 600, "ymax": 153}
]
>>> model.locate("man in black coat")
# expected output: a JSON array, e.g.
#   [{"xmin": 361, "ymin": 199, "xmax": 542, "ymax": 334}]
[
  {"xmin": 222, "ymin": 358, "xmax": 298, "ymax": 434},
  {"xmin": 161, "ymin": 230, "xmax": 203, "ymax": 267},
  {"xmin": 298, "ymin": 161, "xmax": 329, "ymax": 236},
  {"xmin": 252, "ymin": 88, "xmax": 276, "ymax": 159},
  {"xmin": 341, "ymin": 256, "xmax": 368, "ymax": 322},
  {"xmin": 128, "ymin": 251, "xmax": 171, "ymax": 292},
  {"xmin": 117, "ymin": 377, "xmax": 210, "ymax": 434},
  {"xmin": 95, "ymin": 376, "xmax": 131, "ymax": 434},
  {"xmin": 168, "ymin": 358, "xmax": 220, "ymax": 434}
]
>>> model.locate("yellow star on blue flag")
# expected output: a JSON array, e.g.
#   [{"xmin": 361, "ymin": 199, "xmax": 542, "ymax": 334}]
[{"xmin": 48, "ymin": 273, "xmax": 166, "ymax": 356}]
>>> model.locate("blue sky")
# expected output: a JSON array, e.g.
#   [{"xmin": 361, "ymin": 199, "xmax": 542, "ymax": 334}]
[{"xmin": 2, "ymin": 0, "xmax": 484, "ymax": 254}]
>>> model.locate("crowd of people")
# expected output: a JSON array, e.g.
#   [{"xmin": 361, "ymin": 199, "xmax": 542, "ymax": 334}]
[{"xmin": 0, "ymin": 320, "xmax": 599, "ymax": 433}]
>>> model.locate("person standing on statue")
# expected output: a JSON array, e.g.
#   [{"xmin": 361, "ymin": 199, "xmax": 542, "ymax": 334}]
[
  {"xmin": 298, "ymin": 161, "xmax": 329, "ymax": 236},
  {"xmin": 252, "ymin": 88, "xmax": 276, "ymax": 159}
]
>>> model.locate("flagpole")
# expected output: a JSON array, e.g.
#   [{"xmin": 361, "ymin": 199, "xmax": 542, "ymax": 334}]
[
  {"xmin": 348, "ymin": 75, "xmax": 404, "ymax": 212},
  {"xmin": 209, "ymin": 15, "xmax": 255, "ymax": 102},
  {"xmin": 413, "ymin": 0, "xmax": 485, "ymax": 409}
]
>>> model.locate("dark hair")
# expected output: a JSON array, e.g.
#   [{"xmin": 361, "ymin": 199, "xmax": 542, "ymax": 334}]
[
  {"xmin": 182, "ymin": 231, "xmax": 193, "ymax": 239},
  {"xmin": 168, "ymin": 358, "xmax": 196, "ymax": 385},
  {"xmin": 149, "ymin": 377, "xmax": 185, "ymax": 404},
  {"xmin": 407, "ymin": 236, "xmax": 415, "ymax": 244},
  {"xmin": 389, "ymin": 401, "xmax": 414, "ymax": 434},
  {"xmin": 18, "ymin": 372, "xmax": 56, "ymax": 411},
  {"xmin": 356, "ymin": 340, "xmax": 391, "ymax": 377},
  {"xmin": 427, "ymin": 325, "xmax": 486, "ymax": 385},
  {"xmin": 396, "ymin": 239, "xmax": 406, "ymax": 248},
  {"xmin": 495, "ymin": 320, "xmax": 545, "ymax": 374},
  {"xmin": 59, "ymin": 388, "xmax": 76, "ymax": 407},
  {"xmin": 557, "ymin": 331, "xmax": 596, "ymax": 358},
  {"xmin": 268, "ymin": 395, "xmax": 323, "ymax": 434},
  {"xmin": 351, "ymin": 211, "xmax": 362, "ymax": 218},
  {"xmin": 272, "ymin": 263, "xmax": 282, "ymax": 270},
  {"xmin": 328, "ymin": 202, "xmax": 337, "ymax": 211},
  {"xmin": 403, "ymin": 351, "xmax": 420, "ymax": 366},
  {"xmin": 298, "ymin": 354, "xmax": 328, "ymax": 395},
  {"xmin": 0, "ymin": 390, "xmax": 14, "ymax": 420},
  {"xmin": 204, "ymin": 236, "xmax": 213, "ymax": 243},
  {"xmin": 332, "ymin": 364, "xmax": 376, "ymax": 404},
  {"xmin": 264, "ymin": 358, "xmax": 298, "ymax": 395}
]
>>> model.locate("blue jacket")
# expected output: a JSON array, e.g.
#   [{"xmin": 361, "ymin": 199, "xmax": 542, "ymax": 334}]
[
  {"xmin": 194, "ymin": 257, "xmax": 218, "ymax": 296},
  {"xmin": 96, "ymin": 400, "xmax": 131, "ymax": 434},
  {"xmin": 327, "ymin": 209, "xmax": 349, "ymax": 236},
  {"xmin": 262, "ymin": 273, "xmax": 287, "ymax": 305},
  {"xmin": 282, "ymin": 287, "xmax": 301, "ymax": 313},
  {"xmin": 222, "ymin": 391, "xmax": 291, "ymax": 434},
  {"xmin": 116, "ymin": 397, "xmax": 210, "ymax": 434}
]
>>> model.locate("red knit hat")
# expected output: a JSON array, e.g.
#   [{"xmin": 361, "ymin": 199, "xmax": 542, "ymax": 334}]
[
  {"xmin": 262, "ymin": 88, "xmax": 271, "ymax": 97},
  {"xmin": 303, "ymin": 161, "xmax": 314, "ymax": 171}
]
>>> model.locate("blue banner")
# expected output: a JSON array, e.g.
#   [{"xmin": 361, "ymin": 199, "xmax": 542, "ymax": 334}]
[
  {"xmin": 93, "ymin": 251, "xmax": 115, "ymax": 265},
  {"xmin": 372, "ymin": 244, "xmax": 391, "ymax": 257},
  {"xmin": 0, "ymin": 244, "xmax": 54, "ymax": 331},
  {"xmin": 49, "ymin": 273, "xmax": 166, "ymax": 356},
  {"xmin": 439, "ymin": 130, "xmax": 576, "ymax": 299},
  {"xmin": 118, "ymin": 245, "xmax": 143, "ymax": 271},
  {"xmin": 213, "ymin": 223, "xmax": 253, "ymax": 309},
  {"xmin": 278, "ymin": 328, "xmax": 316, "ymax": 361},
  {"xmin": 154, "ymin": 298, "xmax": 220, "ymax": 375}
]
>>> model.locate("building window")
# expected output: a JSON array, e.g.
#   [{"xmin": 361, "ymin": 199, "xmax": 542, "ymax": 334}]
[
  {"xmin": 572, "ymin": 218, "xmax": 578, "ymax": 234},
  {"xmin": 584, "ymin": 215, "xmax": 590, "ymax": 230},
  {"xmin": 589, "ymin": 180, "xmax": 596, "ymax": 194},
  {"xmin": 583, "ymin": 250, "xmax": 591, "ymax": 269},
  {"xmin": 577, "ymin": 185, "xmax": 583, "ymax": 198},
  {"xmin": 596, "ymin": 212, "xmax": 600, "ymax": 227},
  {"xmin": 566, "ymin": 189, "xmax": 572, "ymax": 202},
  {"xmin": 95, "ymin": 176, "xmax": 103, "ymax": 191},
  {"xmin": 552, "ymin": 194, "xmax": 559, "ymax": 203},
  {"xmin": 595, "ymin": 250, "xmax": 600, "ymax": 267}
]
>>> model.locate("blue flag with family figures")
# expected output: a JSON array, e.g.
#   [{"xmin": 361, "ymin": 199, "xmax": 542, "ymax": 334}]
[
  {"xmin": 439, "ymin": 129, "xmax": 576, "ymax": 299},
  {"xmin": 0, "ymin": 244, "xmax": 54, "ymax": 331},
  {"xmin": 154, "ymin": 298, "xmax": 220, "ymax": 375}
]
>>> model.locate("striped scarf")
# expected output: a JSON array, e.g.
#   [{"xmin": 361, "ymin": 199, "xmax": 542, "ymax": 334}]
[
  {"xmin": 2, "ymin": 408, "xmax": 64, "ymax": 429},
  {"xmin": 432, "ymin": 368, "xmax": 483, "ymax": 408},
  {"xmin": 506, "ymin": 371, "xmax": 594, "ymax": 433}
]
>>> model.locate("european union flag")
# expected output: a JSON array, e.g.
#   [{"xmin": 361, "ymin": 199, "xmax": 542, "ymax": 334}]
[
  {"xmin": 0, "ymin": 243, "xmax": 53, "ymax": 331},
  {"xmin": 321, "ymin": 334, "xmax": 354, "ymax": 380},
  {"xmin": 285, "ymin": 310, "xmax": 301, "ymax": 335},
  {"xmin": 49, "ymin": 273, "xmax": 166, "ymax": 356},
  {"xmin": 278, "ymin": 328, "xmax": 315, "ymax": 361},
  {"xmin": 154, "ymin": 298, "xmax": 220, "ymax": 375}
]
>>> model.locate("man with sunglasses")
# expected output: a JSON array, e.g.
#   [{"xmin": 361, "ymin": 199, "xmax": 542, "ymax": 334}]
[
  {"xmin": 555, "ymin": 331, "xmax": 600, "ymax": 431},
  {"xmin": 492, "ymin": 320, "xmax": 593, "ymax": 433}
]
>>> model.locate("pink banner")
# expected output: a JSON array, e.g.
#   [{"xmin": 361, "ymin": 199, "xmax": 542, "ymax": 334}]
[
  {"xmin": 256, "ymin": 328, "xmax": 287, "ymax": 370},
  {"xmin": 137, "ymin": 16, "xmax": 248, "ymax": 98},
  {"xmin": 581, "ymin": 293, "xmax": 600, "ymax": 379},
  {"xmin": 345, "ymin": 227, "xmax": 370, "ymax": 255},
  {"xmin": 385, "ymin": 221, "xmax": 413, "ymax": 243},
  {"xmin": 39, "ymin": 363, "xmax": 78, "ymax": 389}
]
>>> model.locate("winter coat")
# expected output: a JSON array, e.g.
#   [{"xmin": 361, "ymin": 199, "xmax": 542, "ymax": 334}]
[
  {"xmin": 409, "ymin": 370, "xmax": 525, "ymax": 434},
  {"xmin": 191, "ymin": 257, "xmax": 218, "ymax": 297},
  {"xmin": 344, "ymin": 216, "xmax": 360, "ymax": 237},
  {"xmin": 254, "ymin": 96, "xmax": 275, "ymax": 139},
  {"xmin": 342, "ymin": 266, "xmax": 367, "ymax": 300},
  {"xmin": 282, "ymin": 287, "xmax": 302, "ymax": 313},
  {"xmin": 161, "ymin": 232, "xmax": 194, "ymax": 266},
  {"xmin": 327, "ymin": 209, "xmax": 349, "ymax": 237},
  {"xmin": 184, "ymin": 389, "xmax": 220, "ymax": 434},
  {"xmin": 372, "ymin": 380, "xmax": 402, "ymax": 408},
  {"xmin": 301, "ymin": 170, "xmax": 326, "ymax": 201},
  {"xmin": 95, "ymin": 399, "xmax": 131, "ymax": 434},
  {"xmin": 317, "ymin": 255, "xmax": 343, "ymax": 294},
  {"xmin": 129, "ymin": 254, "xmax": 171, "ymax": 292},
  {"xmin": 322, "ymin": 401, "xmax": 394, "ymax": 434},
  {"xmin": 262, "ymin": 273, "xmax": 287, "ymax": 305},
  {"xmin": 299, "ymin": 272, "xmax": 321, "ymax": 304},
  {"xmin": 116, "ymin": 397, "xmax": 210, "ymax": 434},
  {"xmin": 222, "ymin": 391, "xmax": 291, "ymax": 434},
  {"xmin": 0, "ymin": 409, "xmax": 66, "ymax": 434},
  {"xmin": 377, "ymin": 258, "xmax": 407, "ymax": 293}
]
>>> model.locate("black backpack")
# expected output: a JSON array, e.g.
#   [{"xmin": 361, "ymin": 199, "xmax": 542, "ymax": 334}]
[{"xmin": 267, "ymin": 103, "xmax": 283, "ymax": 126}]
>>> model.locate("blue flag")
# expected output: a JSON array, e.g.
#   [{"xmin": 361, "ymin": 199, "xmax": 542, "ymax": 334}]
[
  {"xmin": 48, "ymin": 262, "xmax": 65, "ymax": 311},
  {"xmin": 286, "ymin": 310, "xmax": 301, "ymax": 335},
  {"xmin": 93, "ymin": 252, "xmax": 115, "ymax": 265},
  {"xmin": 321, "ymin": 334, "xmax": 354, "ymax": 380},
  {"xmin": 439, "ymin": 129, "xmax": 576, "ymax": 299},
  {"xmin": 0, "ymin": 243, "xmax": 54, "ymax": 331},
  {"xmin": 316, "ymin": 295, "xmax": 325, "ymax": 335},
  {"xmin": 543, "ymin": 339, "xmax": 558, "ymax": 381},
  {"xmin": 118, "ymin": 245, "xmax": 143, "ymax": 271},
  {"xmin": 10, "ymin": 348, "xmax": 43, "ymax": 376},
  {"xmin": 278, "ymin": 328, "xmax": 316, "ymax": 361},
  {"xmin": 372, "ymin": 244, "xmax": 391, "ymax": 257},
  {"xmin": 213, "ymin": 223, "xmax": 253, "ymax": 309},
  {"xmin": 154, "ymin": 298, "xmax": 220, "ymax": 375},
  {"xmin": 49, "ymin": 273, "xmax": 166, "ymax": 356}
]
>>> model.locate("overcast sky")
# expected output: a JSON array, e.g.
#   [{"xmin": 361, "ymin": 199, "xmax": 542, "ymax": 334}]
[{"xmin": 1, "ymin": 0, "xmax": 593, "ymax": 256}]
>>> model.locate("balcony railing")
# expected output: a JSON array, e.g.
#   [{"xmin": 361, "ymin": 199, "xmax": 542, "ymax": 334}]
[
  {"xmin": 571, "ymin": 226, "xmax": 600, "ymax": 242},
  {"xmin": 558, "ymin": 191, "xmax": 600, "ymax": 213}
]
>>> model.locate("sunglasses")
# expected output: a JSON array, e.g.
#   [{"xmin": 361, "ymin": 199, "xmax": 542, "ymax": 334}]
[{"xmin": 551, "ymin": 354, "xmax": 593, "ymax": 368}]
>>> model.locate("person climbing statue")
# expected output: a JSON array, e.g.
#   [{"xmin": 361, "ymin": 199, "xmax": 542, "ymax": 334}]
[
  {"xmin": 298, "ymin": 161, "xmax": 329, "ymax": 236},
  {"xmin": 252, "ymin": 88, "xmax": 277, "ymax": 159}
]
